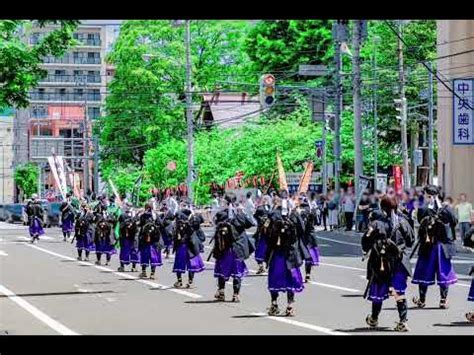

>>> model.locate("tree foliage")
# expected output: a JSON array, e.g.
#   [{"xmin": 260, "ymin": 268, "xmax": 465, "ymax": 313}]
[
  {"xmin": 14, "ymin": 163, "xmax": 39, "ymax": 198},
  {"xmin": 0, "ymin": 20, "xmax": 79, "ymax": 108}
]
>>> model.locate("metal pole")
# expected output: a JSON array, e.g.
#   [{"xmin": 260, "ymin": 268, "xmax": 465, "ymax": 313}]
[
  {"xmin": 93, "ymin": 137, "xmax": 99, "ymax": 194},
  {"xmin": 322, "ymin": 113, "xmax": 328, "ymax": 196},
  {"xmin": 373, "ymin": 37, "xmax": 378, "ymax": 179},
  {"xmin": 83, "ymin": 76, "xmax": 90, "ymax": 196},
  {"xmin": 2, "ymin": 145, "xmax": 4, "ymax": 203},
  {"xmin": 428, "ymin": 61, "xmax": 434, "ymax": 184},
  {"xmin": 333, "ymin": 23, "xmax": 342, "ymax": 193},
  {"xmin": 352, "ymin": 20, "xmax": 363, "ymax": 197},
  {"xmin": 185, "ymin": 20, "xmax": 195, "ymax": 203},
  {"xmin": 398, "ymin": 21, "xmax": 410, "ymax": 189}
]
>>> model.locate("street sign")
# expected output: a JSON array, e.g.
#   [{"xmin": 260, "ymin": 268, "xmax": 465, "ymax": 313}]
[
  {"xmin": 413, "ymin": 149, "xmax": 423, "ymax": 166},
  {"xmin": 310, "ymin": 91, "xmax": 326, "ymax": 122},
  {"xmin": 453, "ymin": 78, "xmax": 474, "ymax": 145},
  {"xmin": 298, "ymin": 65, "xmax": 328, "ymax": 77}
]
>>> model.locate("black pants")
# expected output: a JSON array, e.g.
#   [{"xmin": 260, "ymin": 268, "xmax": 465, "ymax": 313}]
[
  {"xmin": 321, "ymin": 211, "xmax": 328, "ymax": 230},
  {"xmin": 78, "ymin": 249, "xmax": 90, "ymax": 258},
  {"xmin": 177, "ymin": 271, "xmax": 195, "ymax": 282},
  {"xmin": 142, "ymin": 264, "xmax": 156, "ymax": 273},
  {"xmin": 218, "ymin": 277, "xmax": 241, "ymax": 294},
  {"xmin": 419, "ymin": 284, "xmax": 449, "ymax": 301},
  {"xmin": 345, "ymin": 212, "xmax": 354, "ymax": 231},
  {"xmin": 96, "ymin": 253, "xmax": 111, "ymax": 263},
  {"xmin": 371, "ymin": 299, "xmax": 408, "ymax": 322},
  {"xmin": 271, "ymin": 291, "xmax": 295, "ymax": 304}
]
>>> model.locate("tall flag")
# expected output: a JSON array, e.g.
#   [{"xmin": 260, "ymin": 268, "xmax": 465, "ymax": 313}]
[
  {"xmin": 108, "ymin": 179, "xmax": 123, "ymax": 207},
  {"xmin": 276, "ymin": 152, "xmax": 288, "ymax": 191},
  {"xmin": 47, "ymin": 154, "xmax": 67, "ymax": 200},
  {"xmin": 297, "ymin": 161, "xmax": 314, "ymax": 195}
]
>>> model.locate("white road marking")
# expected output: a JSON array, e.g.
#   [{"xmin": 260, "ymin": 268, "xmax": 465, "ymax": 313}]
[
  {"xmin": 251, "ymin": 312, "xmax": 348, "ymax": 336},
  {"xmin": 0, "ymin": 283, "xmax": 78, "ymax": 335},
  {"xmin": 26, "ymin": 244, "xmax": 202, "ymax": 299},
  {"xmin": 309, "ymin": 281, "xmax": 361, "ymax": 293},
  {"xmin": 0, "ymin": 250, "xmax": 8, "ymax": 256},
  {"xmin": 317, "ymin": 236, "xmax": 361, "ymax": 247},
  {"xmin": 318, "ymin": 262, "xmax": 365, "ymax": 272}
]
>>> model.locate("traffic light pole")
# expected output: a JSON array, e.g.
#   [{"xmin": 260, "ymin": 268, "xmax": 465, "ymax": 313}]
[
  {"xmin": 185, "ymin": 20, "xmax": 195, "ymax": 203},
  {"xmin": 428, "ymin": 62, "xmax": 434, "ymax": 184},
  {"xmin": 333, "ymin": 29, "xmax": 342, "ymax": 193},
  {"xmin": 352, "ymin": 20, "xmax": 363, "ymax": 196}
]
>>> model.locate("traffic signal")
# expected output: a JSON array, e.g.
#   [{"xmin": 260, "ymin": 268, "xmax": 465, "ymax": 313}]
[
  {"xmin": 260, "ymin": 74, "xmax": 276, "ymax": 108},
  {"xmin": 394, "ymin": 98, "xmax": 406, "ymax": 121}
]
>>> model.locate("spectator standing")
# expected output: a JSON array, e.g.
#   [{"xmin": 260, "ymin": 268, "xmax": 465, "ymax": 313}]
[
  {"xmin": 357, "ymin": 192, "xmax": 370, "ymax": 232},
  {"xmin": 327, "ymin": 190, "xmax": 338, "ymax": 231},
  {"xmin": 455, "ymin": 193, "xmax": 473, "ymax": 247},
  {"xmin": 244, "ymin": 191, "xmax": 256, "ymax": 224},
  {"xmin": 342, "ymin": 188, "xmax": 356, "ymax": 231}
]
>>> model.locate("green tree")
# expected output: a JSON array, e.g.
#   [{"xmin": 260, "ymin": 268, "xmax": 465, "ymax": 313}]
[
  {"xmin": 0, "ymin": 20, "xmax": 79, "ymax": 108},
  {"xmin": 14, "ymin": 163, "xmax": 39, "ymax": 199}
]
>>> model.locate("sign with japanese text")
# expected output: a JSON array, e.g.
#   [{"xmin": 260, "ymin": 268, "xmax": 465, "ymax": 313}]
[
  {"xmin": 453, "ymin": 79, "xmax": 474, "ymax": 145},
  {"xmin": 393, "ymin": 165, "xmax": 403, "ymax": 195}
]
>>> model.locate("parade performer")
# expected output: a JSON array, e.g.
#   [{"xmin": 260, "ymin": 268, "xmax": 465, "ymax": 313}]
[
  {"xmin": 211, "ymin": 203, "xmax": 255, "ymax": 302},
  {"xmin": 60, "ymin": 192, "xmax": 75, "ymax": 241},
  {"xmin": 158, "ymin": 206, "xmax": 175, "ymax": 258},
  {"xmin": 465, "ymin": 266, "xmax": 474, "ymax": 322},
  {"xmin": 265, "ymin": 193, "xmax": 306, "ymax": 316},
  {"xmin": 412, "ymin": 185, "xmax": 458, "ymax": 309},
  {"xmin": 362, "ymin": 195, "xmax": 415, "ymax": 332},
  {"xmin": 172, "ymin": 207, "xmax": 205, "ymax": 288},
  {"xmin": 254, "ymin": 195, "xmax": 272, "ymax": 274},
  {"xmin": 93, "ymin": 204, "xmax": 116, "ymax": 266},
  {"xmin": 25, "ymin": 193, "xmax": 45, "ymax": 243},
  {"xmin": 74, "ymin": 202, "xmax": 95, "ymax": 261},
  {"xmin": 117, "ymin": 204, "xmax": 140, "ymax": 272},
  {"xmin": 297, "ymin": 197, "xmax": 320, "ymax": 283},
  {"xmin": 138, "ymin": 204, "xmax": 162, "ymax": 279}
]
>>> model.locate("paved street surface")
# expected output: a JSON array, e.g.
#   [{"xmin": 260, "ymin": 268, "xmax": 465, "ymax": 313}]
[{"xmin": 1, "ymin": 221, "xmax": 473, "ymax": 335}]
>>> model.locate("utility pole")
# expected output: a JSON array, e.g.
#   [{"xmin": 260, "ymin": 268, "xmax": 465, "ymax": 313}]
[
  {"xmin": 428, "ymin": 61, "xmax": 434, "ymax": 184},
  {"xmin": 322, "ymin": 91, "xmax": 328, "ymax": 196},
  {"xmin": 372, "ymin": 36, "xmax": 379, "ymax": 179},
  {"xmin": 397, "ymin": 21, "xmax": 410, "ymax": 189},
  {"xmin": 78, "ymin": 74, "xmax": 90, "ymax": 197},
  {"xmin": 352, "ymin": 20, "xmax": 363, "ymax": 196},
  {"xmin": 332, "ymin": 21, "xmax": 343, "ymax": 193},
  {"xmin": 93, "ymin": 137, "xmax": 99, "ymax": 194},
  {"xmin": 184, "ymin": 20, "xmax": 195, "ymax": 203}
]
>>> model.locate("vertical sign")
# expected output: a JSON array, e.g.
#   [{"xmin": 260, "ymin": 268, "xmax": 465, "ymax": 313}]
[
  {"xmin": 376, "ymin": 173, "xmax": 388, "ymax": 193},
  {"xmin": 453, "ymin": 78, "xmax": 474, "ymax": 145},
  {"xmin": 393, "ymin": 165, "xmax": 403, "ymax": 195}
]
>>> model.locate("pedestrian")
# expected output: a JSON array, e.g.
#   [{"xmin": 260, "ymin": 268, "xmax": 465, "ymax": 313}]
[
  {"xmin": 455, "ymin": 193, "xmax": 473, "ymax": 248},
  {"xmin": 25, "ymin": 193, "xmax": 45, "ymax": 243},
  {"xmin": 138, "ymin": 204, "xmax": 162, "ymax": 279},
  {"xmin": 210, "ymin": 193, "xmax": 220, "ymax": 224},
  {"xmin": 172, "ymin": 207, "xmax": 205, "ymax": 288},
  {"xmin": 117, "ymin": 204, "xmax": 140, "ymax": 272},
  {"xmin": 266, "ymin": 194, "xmax": 305, "ymax": 316},
  {"xmin": 212, "ymin": 199, "xmax": 254, "ymax": 302},
  {"xmin": 166, "ymin": 191, "xmax": 179, "ymax": 216},
  {"xmin": 74, "ymin": 203, "xmax": 95, "ymax": 261},
  {"xmin": 465, "ymin": 266, "xmax": 474, "ymax": 322},
  {"xmin": 412, "ymin": 185, "xmax": 458, "ymax": 309},
  {"xmin": 400, "ymin": 189, "xmax": 416, "ymax": 229},
  {"xmin": 244, "ymin": 191, "xmax": 256, "ymax": 225},
  {"xmin": 342, "ymin": 188, "xmax": 355, "ymax": 231},
  {"xmin": 60, "ymin": 192, "xmax": 75, "ymax": 241},
  {"xmin": 362, "ymin": 195, "xmax": 415, "ymax": 332},
  {"xmin": 357, "ymin": 191, "xmax": 370, "ymax": 233},
  {"xmin": 327, "ymin": 190, "xmax": 338, "ymax": 231},
  {"xmin": 253, "ymin": 195, "xmax": 272, "ymax": 274},
  {"xmin": 318, "ymin": 194, "xmax": 328, "ymax": 231}
]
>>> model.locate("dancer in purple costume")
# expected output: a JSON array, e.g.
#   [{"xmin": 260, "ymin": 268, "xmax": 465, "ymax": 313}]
[
  {"xmin": 25, "ymin": 194, "xmax": 45, "ymax": 243},
  {"xmin": 253, "ymin": 196, "xmax": 272, "ymax": 275}
]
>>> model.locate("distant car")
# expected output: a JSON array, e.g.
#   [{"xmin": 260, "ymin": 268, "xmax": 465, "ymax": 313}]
[
  {"xmin": 46, "ymin": 202, "xmax": 62, "ymax": 227},
  {"xmin": 4, "ymin": 204, "xmax": 25, "ymax": 224},
  {"xmin": 0, "ymin": 204, "xmax": 6, "ymax": 221}
]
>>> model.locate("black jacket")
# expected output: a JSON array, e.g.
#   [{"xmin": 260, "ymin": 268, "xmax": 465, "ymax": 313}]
[
  {"xmin": 26, "ymin": 201, "xmax": 44, "ymax": 223},
  {"xmin": 138, "ymin": 211, "xmax": 161, "ymax": 249},
  {"xmin": 173, "ymin": 210, "xmax": 201, "ymax": 258},
  {"xmin": 253, "ymin": 204, "xmax": 271, "ymax": 242}
]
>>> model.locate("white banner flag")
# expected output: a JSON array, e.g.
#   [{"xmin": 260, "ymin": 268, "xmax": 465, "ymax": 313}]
[{"xmin": 48, "ymin": 155, "xmax": 67, "ymax": 199}]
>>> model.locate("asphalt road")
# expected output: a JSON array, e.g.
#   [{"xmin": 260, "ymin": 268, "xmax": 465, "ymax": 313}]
[{"xmin": 0, "ymin": 222, "xmax": 473, "ymax": 335}]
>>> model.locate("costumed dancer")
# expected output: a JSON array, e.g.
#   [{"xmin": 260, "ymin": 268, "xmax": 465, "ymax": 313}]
[
  {"xmin": 465, "ymin": 266, "xmax": 474, "ymax": 322},
  {"xmin": 74, "ymin": 202, "xmax": 95, "ymax": 261},
  {"xmin": 60, "ymin": 192, "xmax": 75, "ymax": 241},
  {"xmin": 265, "ymin": 192, "xmax": 306, "ymax": 316},
  {"xmin": 362, "ymin": 195, "xmax": 415, "ymax": 332},
  {"xmin": 412, "ymin": 185, "xmax": 458, "ymax": 309},
  {"xmin": 158, "ymin": 205, "xmax": 175, "ymax": 258},
  {"xmin": 212, "ymin": 200, "xmax": 254, "ymax": 302},
  {"xmin": 117, "ymin": 203, "xmax": 140, "ymax": 272},
  {"xmin": 297, "ymin": 197, "xmax": 320, "ymax": 283},
  {"xmin": 172, "ymin": 205, "xmax": 205, "ymax": 288},
  {"xmin": 253, "ymin": 195, "xmax": 272, "ymax": 274},
  {"xmin": 138, "ymin": 204, "xmax": 162, "ymax": 279},
  {"xmin": 25, "ymin": 193, "xmax": 45, "ymax": 243},
  {"xmin": 93, "ymin": 197, "xmax": 116, "ymax": 266}
]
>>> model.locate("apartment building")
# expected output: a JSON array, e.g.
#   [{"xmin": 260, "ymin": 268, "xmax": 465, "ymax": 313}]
[
  {"xmin": 14, "ymin": 20, "xmax": 121, "ymax": 201},
  {"xmin": 0, "ymin": 109, "xmax": 15, "ymax": 203}
]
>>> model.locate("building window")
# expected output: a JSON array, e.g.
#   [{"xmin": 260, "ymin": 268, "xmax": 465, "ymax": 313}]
[{"xmin": 88, "ymin": 107, "xmax": 100, "ymax": 119}]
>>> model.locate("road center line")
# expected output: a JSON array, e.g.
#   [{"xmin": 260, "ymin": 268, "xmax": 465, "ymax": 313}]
[
  {"xmin": 26, "ymin": 244, "xmax": 202, "ymax": 299},
  {"xmin": 251, "ymin": 312, "xmax": 348, "ymax": 336},
  {"xmin": 0, "ymin": 283, "xmax": 78, "ymax": 335}
]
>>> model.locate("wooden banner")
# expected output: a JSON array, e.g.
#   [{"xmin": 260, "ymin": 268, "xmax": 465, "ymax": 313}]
[
  {"xmin": 276, "ymin": 152, "xmax": 288, "ymax": 191},
  {"xmin": 297, "ymin": 160, "xmax": 314, "ymax": 195}
]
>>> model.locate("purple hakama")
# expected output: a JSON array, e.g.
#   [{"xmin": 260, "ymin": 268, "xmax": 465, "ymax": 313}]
[
  {"xmin": 214, "ymin": 248, "xmax": 248, "ymax": 281},
  {"xmin": 305, "ymin": 246, "xmax": 320, "ymax": 266},
  {"xmin": 140, "ymin": 245, "xmax": 162, "ymax": 267},
  {"xmin": 267, "ymin": 249, "xmax": 304, "ymax": 293},
  {"xmin": 368, "ymin": 264, "xmax": 409, "ymax": 303},
  {"xmin": 254, "ymin": 236, "xmax": 268, "ymax": 263},
  {"xmin": 172, "ymin": 243, "xmax": 205, "ymax": 273},
  {"xmin": 76, "ymin": 231, "xmax": 95, "ymax": 252},
  {"xmin": 95, "ymin": 238, "xmax": 117, "ymax": 256},
  {"xmin": 412, "ymin": 242, "xmax": 457, "ymax": 286},
  {"xmin": 61, "ymin": 215, "xmax": 74, "ymax": 233},
  {"xmin": 119, "ymin": 239, "xmax": 140, "ymax": 265},
  {"xmin": 468, "ymin": 278, "xmax": 474, "ymax": 302},
  {"xmin": 29, "ymin": 217, "xmax": 45, "ymax": 237}
]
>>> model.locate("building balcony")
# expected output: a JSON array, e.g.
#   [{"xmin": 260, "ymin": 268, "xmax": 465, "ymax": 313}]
[
  {"xmin": 30, "ymin": 93, "xmax": 101, "ymax": 103},
  {"xmin": 38, "ymin": 75, "xmax": 101, "ymax": 84},
  {"xmin": 42, "ymin": 56, "xmax": 101, "ymax": 65}
]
